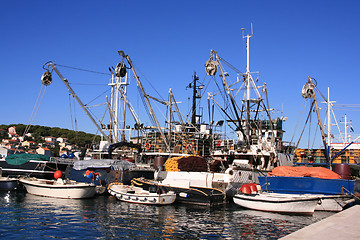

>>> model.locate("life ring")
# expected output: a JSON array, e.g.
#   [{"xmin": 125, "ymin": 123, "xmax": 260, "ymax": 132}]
[
  {"xmin": 186, "ymin": 144, "xmax": 193, "ymax": 152},
  {"xmin": 144, "ymin": 142, "xmax": 151, "ymax": 151},
  {"xmin": 216, "ymin": 140, "xmax": 221, "ymax": 146}
]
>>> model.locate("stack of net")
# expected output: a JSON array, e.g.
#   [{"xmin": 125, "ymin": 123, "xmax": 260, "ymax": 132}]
[{"xmin": 164, "ymin": 156, "xmax": 208, "ymax": 172}]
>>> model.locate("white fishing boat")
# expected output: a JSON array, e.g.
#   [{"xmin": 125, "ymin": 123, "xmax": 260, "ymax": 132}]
[
  {"xmin": 108, "ymin": 183, "xmax": 176, "ymax": 205},
  {"xmin": 19, "ymin": 177, "xmax": 96, "ymax": 199},
  {"xmin": 233, "ymin": 192, "xmax": 320, "ymax": 215}
]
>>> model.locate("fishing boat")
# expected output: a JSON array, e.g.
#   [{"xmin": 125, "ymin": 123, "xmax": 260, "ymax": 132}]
[
  {"xmin": 108, "ymin": 182, "xmax": 176, "ymax": 205},
  {"xmin": 135, "ymin": 29, "xmax": 295, "ymax": 200},
  {"xmin": 200, "ymin": 28, "xmax": 294, "ymax": 195},
  {"xmin": 258, "ymin": 166, "xmax": 359, "ymax": 211},
  {"xmin": 19, "ymin": 177, "xmax": 96, "ymax": 199},
  {"xmin": 132, "ymin": 177, "xmax": 226, "ymax": 206},
  {"xmin": 39, "ymin": 42, "xmax": 294, "ymax": 199},
  {"xmin": 257, "ymin": 78, "xmax": 360, "ymax": 211},
  {"xmin": 0, "ymin": 153, "xmax": 72, "ymax": 180},
  {"xmin": 233, "ymin": 192, "xmax": 320, "ymax": 215},
  {"xmin": 258, "ymin": 167, "xmax": 359, "ymax": 195}
]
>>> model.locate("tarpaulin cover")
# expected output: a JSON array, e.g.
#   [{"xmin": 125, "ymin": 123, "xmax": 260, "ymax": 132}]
[
  {"xmin": 267, "ymin": 166, "xmax": 341, "ymax": 179},
  {"xmin": 73, "ymin": 159, "xmax": 136, "ymax": 171},
  {"xmin": 5, "ymin": 153, "xmax": 51, "ymax": 165}
]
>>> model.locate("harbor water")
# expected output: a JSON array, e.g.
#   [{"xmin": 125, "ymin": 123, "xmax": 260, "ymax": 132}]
[{"xmin": 0, "ymin": 191, "xmax": 334, "ymax": 239}]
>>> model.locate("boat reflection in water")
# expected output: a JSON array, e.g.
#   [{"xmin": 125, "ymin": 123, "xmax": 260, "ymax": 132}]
[{"xmin": 0, "ymin": 191, "xmax": 335, "ymax": 239}]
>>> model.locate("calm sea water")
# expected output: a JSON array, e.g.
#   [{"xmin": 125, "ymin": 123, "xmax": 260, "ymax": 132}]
[{"xmin": 0, "ymin": 191, "xmax": 334, "ymax": 239}]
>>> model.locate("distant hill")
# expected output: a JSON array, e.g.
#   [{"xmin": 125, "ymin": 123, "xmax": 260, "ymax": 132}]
[{"xmin": 0, "ymin": 124, "xmax": 101, "ymax": 147}]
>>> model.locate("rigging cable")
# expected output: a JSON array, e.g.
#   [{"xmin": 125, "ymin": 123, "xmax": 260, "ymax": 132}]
[
  {"xmin": 295, "ymin": 101, "xmax": 315, "ymax": 149},
  {"xmin": 289, "ymin": 99, "xmax": 308, "ymax": 145},
  {"xmin": 17, "ymin": 84, "xmax": 48, "ymax": 152},
  {"xmin": 68, "ymin": 93, "xmax": 79, "ymax": 142},
  {"xmin": 132, "ymin": 62, "xmax": 165, "ymax": 102},
  {"xmin": 54, "ymin": 64, "xmax": 111, "ymax": 76},
  {"xmin": 23, "ymin": 85, "xmax": 47, "ymax": 137}
]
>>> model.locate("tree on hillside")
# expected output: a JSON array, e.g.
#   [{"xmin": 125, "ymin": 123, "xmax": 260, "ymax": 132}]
[{"xmin": 0, "ymin": 124, "xmax": 100, "ymax": 148}]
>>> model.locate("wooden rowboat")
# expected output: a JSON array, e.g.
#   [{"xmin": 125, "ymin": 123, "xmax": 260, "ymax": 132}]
[{"xmin": 108, "ymin": 183, "xmax": 176, "ymax": 205}]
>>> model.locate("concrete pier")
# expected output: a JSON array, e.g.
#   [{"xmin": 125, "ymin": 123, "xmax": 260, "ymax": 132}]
[{"xmin": 281, "ymin": 205, "xmax": 360, "ymax": 239}]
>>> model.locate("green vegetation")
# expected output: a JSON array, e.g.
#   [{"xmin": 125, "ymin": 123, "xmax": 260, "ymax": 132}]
[{"xmin": 0, "ymin": 124, "xmax": 101, "ymax": 148}]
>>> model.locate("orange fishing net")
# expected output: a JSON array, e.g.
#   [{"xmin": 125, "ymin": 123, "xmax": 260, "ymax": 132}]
[{"xmin": 267, "ymin": 166, "xmax": 341, "ymax": 179}]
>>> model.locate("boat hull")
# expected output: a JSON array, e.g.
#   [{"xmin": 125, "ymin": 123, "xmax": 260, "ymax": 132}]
[
  {"xmin": 258, "ymin": 176, "xmax": 359, "ymax": 195},
  {"xmin": 233, "ymin": 192, "xmax": 319, "ymax": 215},
  {"xmin": 0, "ymin": 159, "xmax": 71, "ymax": 179},
  {"xmin": 314, "ymin": 195, "xmax": 355, "ymax": 212},
  {"xmin": 132, "ymin": 178, "xmax": 226, "ymax": 206},
  {"xmin": 19, "ymin": 178, "xmax": 96, "ymax": 199},
  {"xmin": 0, "ymin": 177, "xmax": 19, "ymax": 191},
  {"xmin": 108, "ymin": 184, "xmax": 176, "ymax": 205}
]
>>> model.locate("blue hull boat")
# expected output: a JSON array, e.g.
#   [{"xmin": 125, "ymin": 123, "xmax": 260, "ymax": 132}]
[
  {"xmin": 0, "ymin": 177, "xmax": 19, "ymax": 191},
  {"xmin": 258, "ymin": 176, "xmax": 360, "ymax": 196}
]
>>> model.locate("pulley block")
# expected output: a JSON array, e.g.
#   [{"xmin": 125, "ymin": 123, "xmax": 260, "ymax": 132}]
[
  {"xmin": 115, "ymin": 62, "xmax": 127, "ymax": 78},
  {"xmin": 205, "ymin": 60, "xmax": 218, "ymax": 76},
  {"xmin": 41, "ymin": 70, "xmax": 52, "ymax": 85}
]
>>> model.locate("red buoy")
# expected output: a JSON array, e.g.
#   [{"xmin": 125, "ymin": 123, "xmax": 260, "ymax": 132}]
[
  {"xmin": 54, "ymin": 170, "xmax": 62, "ymax": 180},
  {"xmin": 240, "ymin": 184, "xmax": 251, "ymax": 194},
  {"xmin": 248, "ymin": 183, "xmax": 258, "ymax": 193}
]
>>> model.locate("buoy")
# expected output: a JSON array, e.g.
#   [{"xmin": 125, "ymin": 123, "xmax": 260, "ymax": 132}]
[
  {"xmin": 54, "ymin": 170, "xmax": 62, "ymax": 180},
  {"xmin": 240, "ymin": 184, "xmax": 251, "ymax": 194},
  {"xmin": 68, "ymin": 153, "xmax": 74, "ymax": 159},
  {"xmin": 248, "ymin": 183, "xmax": 258, "ymax": 193},
  {"xmin": 85, "ymin": 170, "xmax": 94, "ymax": 179}
]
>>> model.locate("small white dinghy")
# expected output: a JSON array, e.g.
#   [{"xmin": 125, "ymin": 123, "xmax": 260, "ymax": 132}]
[
  {"xmin": 19, "ymin": 177, "xmax": 96, "ymax": 199},
  {"xmin": 233, "ymin": 192, "xmax": 320, "ymax": 215},
  {"xmin": 108, "ymin": 183, "xmax": 176, "ymax": 205}
]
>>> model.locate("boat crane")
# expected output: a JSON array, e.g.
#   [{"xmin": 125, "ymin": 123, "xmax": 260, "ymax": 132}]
[
  {"xmin": 41, "ymin": 61, "xmax": 111, "ymax": 143},
  {"xmin": 301, "ymin": 76, "xmax": 331, "ymax": 168}
]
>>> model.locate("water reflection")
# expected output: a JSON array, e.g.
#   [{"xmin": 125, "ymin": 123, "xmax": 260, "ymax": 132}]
[{"xmin": 0, "ymin": 193, "xmax": 335, "ymax": 239}]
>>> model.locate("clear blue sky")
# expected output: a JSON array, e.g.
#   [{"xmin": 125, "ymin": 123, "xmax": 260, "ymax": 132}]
[{"xmin": 1, "ymin": 0, "xmax": 359, "ymax": 148}]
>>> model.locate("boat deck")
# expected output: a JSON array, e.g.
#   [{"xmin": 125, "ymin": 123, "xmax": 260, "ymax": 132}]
[{"xmin": 281, "ymin": 205, "xmax": 360, "ymax": 239}]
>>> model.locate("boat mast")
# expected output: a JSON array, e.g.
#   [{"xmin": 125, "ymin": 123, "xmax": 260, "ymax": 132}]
[
  {"xmin": 327, "ymin": 87, "xmax": 331, "ymax": 148},
  {"xmin": 168, "ymin": 88, "xmax": 172, "ymax": 139},
  {"xmin": 191, "ymin": 73, "xmax": 200, "ymax": 126},
  {"xmin": 243, "ymin": 28, "xmax": 253, "ymax": 139},
  {"xmin": 344, "ymin": 114, "xmax": 348, "ymax": 143},
  {"xmin": 109, "ymin": 68, "xmax": 129, "ymax": 142},
  {"xmin": 121, "ymin": 72, "xmax": 129, "ymax": 141}
]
